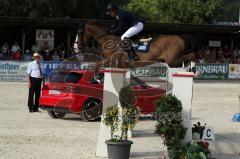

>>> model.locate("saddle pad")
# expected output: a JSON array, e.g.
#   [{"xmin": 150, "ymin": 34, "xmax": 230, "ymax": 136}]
[{"xmin": 137, "ymin": 42, "xmax": 150, "ymax": 52}]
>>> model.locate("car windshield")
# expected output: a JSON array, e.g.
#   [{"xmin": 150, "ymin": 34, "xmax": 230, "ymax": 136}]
[
  {"xmin": 130, "ymin": 76, "xmax": 149, "ymax": 88},
  {"xmin": 48, "ymin": 71, "xmax": 83, "ymax": 83},
  {"xmin": 88, "ymin": 73, "xmax": 148, "ymax": 87}
]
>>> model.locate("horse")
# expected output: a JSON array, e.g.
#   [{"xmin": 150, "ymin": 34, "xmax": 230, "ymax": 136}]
[{"xmin": 78, "ymin": 20, "xmax": 200, "ymax": 68}]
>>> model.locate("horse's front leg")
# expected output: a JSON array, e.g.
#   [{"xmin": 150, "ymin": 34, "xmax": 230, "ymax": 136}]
[{"xmin": 93, "ymin": 59, "xmax": 110, "ymax": 72}]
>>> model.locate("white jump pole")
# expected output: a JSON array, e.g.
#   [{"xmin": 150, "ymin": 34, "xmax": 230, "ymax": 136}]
[
  {"xmin": 96, "ymin": 68, "xmax": 128, "ymax": 158},
  {"xmin": 172, "ymin": 72, "xmax": 194, "ymax": 144}
]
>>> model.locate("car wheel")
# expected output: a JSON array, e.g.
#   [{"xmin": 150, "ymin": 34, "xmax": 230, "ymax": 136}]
[
  {"xmin": 47, "ymin": 110, "xmax": 66, "ymax": 119},
  {"xmin": 80, "ymin": 99, "xmax": 102, "ymax": 121}
]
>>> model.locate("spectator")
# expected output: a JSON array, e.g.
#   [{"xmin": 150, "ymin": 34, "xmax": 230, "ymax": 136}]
[
  {"xmin": 52, "ymin": 51, "xmax": 60, "ymax": 61},
  {"xmin": 222, "ymin": 45, "xmax": 231, "ymax": 63},
  {"xmin": 59, "ymin": 51, "xmax": 66, "ymax": 61},
  {"xmin": 209, "ymin": 48, "xmax": 217, "ymax": 63},
  {"xmin": 12, "ymin": 49, "xmax": 22, "ymax": 61},
  {"xmin": 203, "ymin": 46, "xmax": 211, "ymax": 63},
  {"xmin": 41, "ymin": 42, "xmax": 50, "ymax": 51},
  {"xmin": 233, "ymin": 47, "xmax": 240, "ymax": 63},
  {"xmin": 56, "ymin": 42, "xmax": 64, "ymax": 53},
  {"xmin": 23, "ymin": 50, "xmax": 32, "ymax": 61},
  {"xmin": 43, "ymin": 50, "xmax": 52, "ymax": 61},
  {"xmin": 11, "ymin": 41, "xmax": 20, "ymax": 53},
  {"xmin": 31, "ymin": 42, "xmax": 40, "ymax": 53},
  {"xmin": 1, "ymin": 42, "xmax": 9, "ymax": 60},
  {"xmin": 217, "ymin": 47, "xmax": 225, "ymax": 63},
  {"xmin": 197, "ymin": 47, "xmax": 205, "ymax": 63}
]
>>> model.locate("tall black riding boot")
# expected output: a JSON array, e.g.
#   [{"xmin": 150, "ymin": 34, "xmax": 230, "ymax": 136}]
[
  {"xmin": 129, "ymin": 46, "xmax": 139, "ymax": 61},
  {"xmin": 122, "ymin": 38, "xmax": 139, "ymax": 61}
]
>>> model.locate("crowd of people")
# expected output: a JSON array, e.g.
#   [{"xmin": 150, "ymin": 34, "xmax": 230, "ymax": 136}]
[
  {"xmin": 196, "ymin": 45, "xmax": 240, "ymax": 64},
  {"xmin": 1, "ymin": 41, "xmax": 240, "ymax": 64},
  {"xmin": 0, "ymin": 41, "xmax": 67, "ymax": 61}
]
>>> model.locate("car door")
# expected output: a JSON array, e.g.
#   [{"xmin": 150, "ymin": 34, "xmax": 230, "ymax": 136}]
[{"xmin": 131, "ymin": 77, "xmax": 165, "ymax": 113}]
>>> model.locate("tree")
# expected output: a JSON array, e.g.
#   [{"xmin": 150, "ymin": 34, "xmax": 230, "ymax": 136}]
[
  {"xmin": 126, "ymin": 0, "xmax": 223, "ymax": 24},
  {"xmin": 215, "ymin": 0, "xmax": 240, "ymax": 22},
  {"xmin": 0, "ymin": 0, "xmax": 129, "ymax": 19},
  {"xmin": 2, "ymin": 0, "xmax": 238, "ymax": 24}
]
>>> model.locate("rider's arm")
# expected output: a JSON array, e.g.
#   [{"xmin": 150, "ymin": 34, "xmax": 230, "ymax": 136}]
[
  {"xmin": 111, "ymin": 16, "xmax": 123, "ymax": 34},
  {"xmin": 110, "ymin": 19, "xmax": 118, "ymax": 29}
]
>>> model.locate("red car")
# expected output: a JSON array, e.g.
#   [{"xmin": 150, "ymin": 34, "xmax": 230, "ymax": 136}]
[{"xmin": 40, "ymin": 70, "xmax": 165, "ymax": 121}]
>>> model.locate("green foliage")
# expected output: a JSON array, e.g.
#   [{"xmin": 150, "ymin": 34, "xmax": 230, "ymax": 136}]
[
  {"xmin": 126, "ymin": 0, "xmax": 223, "ymax": 24},
  {"xmin": 0, "ymin": 0, "xmax": 238, "ymax": 23},
  {"xmin": 215, "ymin": 0, "xmax": 240, "ymax": 22},
  {"xmin": 103, "ymin": 85, "xmax": 140, "ymax": 142},
  {"xmin": 155, "ymin": 93, "xmax": 182, "ymax": 113},
  {"xmin": 155, "ymin": 94, "xmax": 186, "ymax": 150},
  {"xmin": 119, "ymin": 85, "xmax": 136, "ymax": 108},
  {"xmin": 0, "ymin": 0, "xmax": 128, "ymax": 18},
  {"xmin": 103, "ymin": 105, "xmax": 119, "ymax": 140},
  {"xmin": 176, "ymin": 141, "xmax": 210, "ymax": 159}
]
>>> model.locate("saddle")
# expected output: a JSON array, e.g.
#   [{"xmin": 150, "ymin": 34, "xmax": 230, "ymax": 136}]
[
  {"xmin": 135, "ymin": 37, "xmax": 153, "ymax": 52},
  {"xmin": 121, "ymin": 36, "xmax": 153, "ymax": 61}
]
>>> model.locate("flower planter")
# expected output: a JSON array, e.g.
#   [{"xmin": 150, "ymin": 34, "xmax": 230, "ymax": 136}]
[
  {"xmin": 105, "ymin": 140, "xmax": 133, "ymax": 159},
  {"xmin": 192, "ymin": 132, "xmax": 201, "ymax": 140}
]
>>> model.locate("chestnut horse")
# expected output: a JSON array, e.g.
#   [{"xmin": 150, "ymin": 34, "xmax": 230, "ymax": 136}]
[{"xmin": 80, "ymin": 20, "xmax": 199, "ymax": 68}]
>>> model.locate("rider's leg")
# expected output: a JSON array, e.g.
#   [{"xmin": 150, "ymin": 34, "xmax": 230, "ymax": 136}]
[
  {"xmin": 121, "ymin": 22, "xmax": 144, "ymax": 60},
  {"xmin": 121, "ymin": 22, "xmax": 144, "ymax": 40}
]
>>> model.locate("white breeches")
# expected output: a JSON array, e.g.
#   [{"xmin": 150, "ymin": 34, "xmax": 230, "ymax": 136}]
[{"xmin": 121, "ymin": 22, "xmax": 144, "ymax": 40}]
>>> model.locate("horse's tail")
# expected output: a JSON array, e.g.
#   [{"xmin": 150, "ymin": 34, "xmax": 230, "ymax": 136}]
[{"xmin": 179, "ymin": 34, "xmax": 200, "ymax": 55}]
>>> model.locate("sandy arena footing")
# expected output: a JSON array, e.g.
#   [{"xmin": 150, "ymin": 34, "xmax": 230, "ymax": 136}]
[{"xmin": 0, "ymin": 82, "xmax": 240, "ymax": 158}]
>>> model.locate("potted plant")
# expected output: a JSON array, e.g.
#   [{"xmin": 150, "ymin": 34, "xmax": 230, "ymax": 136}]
[
  {"xmin": 192, "ymin": 122, "xmax": 206, "ymax": 140},
  {"xmin": 155, "ymin": 93, "xmax": 186, "ymax": 158},
  {"xmin": 103, "ymin": 85, "xmax": 140, "ymax": 159}
]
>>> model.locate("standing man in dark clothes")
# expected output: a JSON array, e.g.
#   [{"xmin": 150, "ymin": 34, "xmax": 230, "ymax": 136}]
[{"xmin": 26, "ymin": 53, "xmax": 43, "ymax": 113}]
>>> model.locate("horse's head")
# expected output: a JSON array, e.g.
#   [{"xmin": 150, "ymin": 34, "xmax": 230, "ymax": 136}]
[
  {"xmin": 82, "ymin": 20, "xmax": 109, "ymax": 46},
  {"xmin": 73, "ymin": 24, "xmax": 94, "ymax": 53}
]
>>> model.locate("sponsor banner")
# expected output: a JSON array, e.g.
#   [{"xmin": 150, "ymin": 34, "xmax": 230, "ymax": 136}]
[
  {"xmin": 1, "ymin": 61, "xmax": 238, "ymax": 81},
  {"xmin": 0, "ymin": 61, "xmax": 95, "ymax": 82},
  {"xmin": 195, "ymin": 63, "xmax": 228, "ymax": 80},
  {"xmin": 36, "ymin": 29, "xmax": 54, "ymax": 50},
  {"xmin": 209, "ymin": 40, "xmax": 221, "ymax": 47},
  {"xmin": 42, "ymin": 61, "xmax": 95, "ymax": 79},
  {"xmin": 0, "ymin": 61, "xmax": 29, "ymax": 81},
  {"xmin": 131, "ymin": 63, "xmax": 168, "ymax": 80},
  {"xmin": 228, "ymin": 64, "xmax": 240, "ymax": 79},
  {"xmin": 36, "ymin": 29, "xmax": 54, "ymax": 41}
]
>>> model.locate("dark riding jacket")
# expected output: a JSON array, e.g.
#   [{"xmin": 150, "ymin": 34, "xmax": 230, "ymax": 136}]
[{"xmin": 110, "ymin": 9, "xmax": 138, "ymax": 35}]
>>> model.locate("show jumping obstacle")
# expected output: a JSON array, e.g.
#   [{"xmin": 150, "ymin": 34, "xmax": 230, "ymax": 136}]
[{"xmin": 96, "ymin": 64, "xmax": 194, "ymax": 158}]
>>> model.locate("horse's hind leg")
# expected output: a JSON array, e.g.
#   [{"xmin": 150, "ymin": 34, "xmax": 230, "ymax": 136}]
[{"xmin": 171, "ymin": 52, "xmax": 197, "ymax": 67}]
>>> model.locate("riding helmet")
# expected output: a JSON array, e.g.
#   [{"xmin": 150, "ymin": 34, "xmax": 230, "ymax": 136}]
[{"xmin": 106, "ymin": 4, "xmax": 118, "ymax": 15}]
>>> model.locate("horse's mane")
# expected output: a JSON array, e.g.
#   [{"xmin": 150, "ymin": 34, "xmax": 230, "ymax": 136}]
[{"xmin": 86, "ymin": 20, "xmax": 108, "ymax": 31}]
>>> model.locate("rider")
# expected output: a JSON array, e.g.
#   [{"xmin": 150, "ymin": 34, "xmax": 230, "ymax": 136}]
[{"xmin": 106, "ymin": 4, "xmax": 144, "ymax": 60}]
